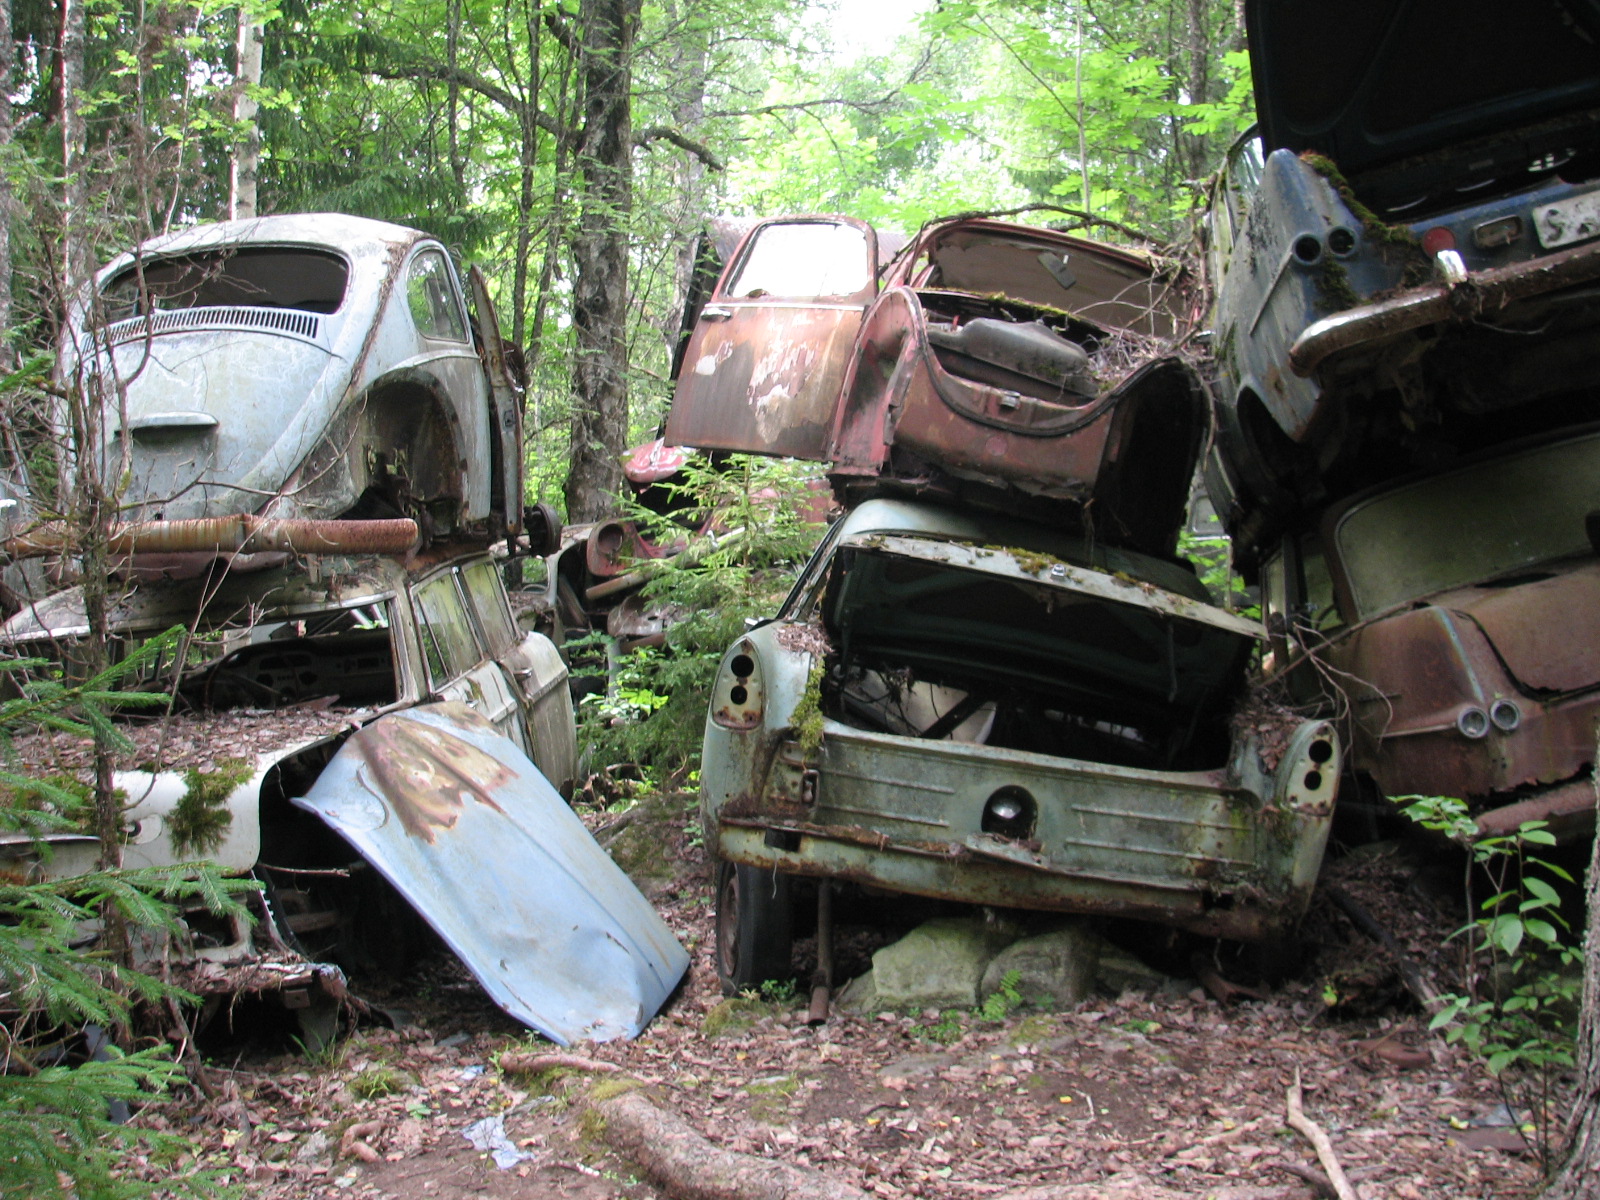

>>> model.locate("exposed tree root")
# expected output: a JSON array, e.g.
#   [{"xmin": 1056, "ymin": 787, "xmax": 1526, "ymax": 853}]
[
  {"xmin": 587, "ymin": 1087, "xmax": 872, "ymax": 1200},
  {"xmin": 1287, "ymin": 1069, "xmax": 1361, "ymax": 1200},
  {"xmin": 586, "ymin": 1086, "xmax": 1310, "ymax": 1200}
]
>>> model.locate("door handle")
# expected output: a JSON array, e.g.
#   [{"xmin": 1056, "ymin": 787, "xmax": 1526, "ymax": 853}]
[{"xmin": 700, "ymin": 305, "xmax": 733, "ymax": 321}]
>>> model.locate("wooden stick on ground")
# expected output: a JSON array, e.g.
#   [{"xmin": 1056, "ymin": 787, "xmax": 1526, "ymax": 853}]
[
  {"xmin": 498, "ymin": 1050, "xmax": 622, "ymax": 1076},
  {"xmin": 1286, "ymin": 1068, "xmax": 1361, "ymax": 1200},
  {"xmin": 1323, "ymin": 883, "xmax": 1440, "ymax": 1010}
]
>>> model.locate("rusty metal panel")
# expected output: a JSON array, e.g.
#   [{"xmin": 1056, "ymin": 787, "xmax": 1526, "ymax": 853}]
[
  {"xmin": 665, "ymin": 217, "xmax": 878, "ymax": 460},
  {"xmin": 718, "ymin": 715, "xmax": 1332, "ymax": 940},
  {"xmin": 294, "ymin": 702, "xmax": 687, "ymax": 1043},
  {"xmin": 1327, "ymin": 600, "xmax": 1600, "ymax": 814},
  {"xmin": 3, "ymin": 515, "xmax": 419, "ymax": 560},
  {"xmin": 668, "ymin": 303, "xmax": 870, "ymax": 459}
]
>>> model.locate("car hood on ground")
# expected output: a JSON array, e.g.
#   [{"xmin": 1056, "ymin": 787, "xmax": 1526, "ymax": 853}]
[
  {"xmin": 296, "ymin": 703, "xmax": 689, "ymax": 1044},
  {"xmin": 1248, "ymin": 0, "xmax": 1600, "ymax": 180}
]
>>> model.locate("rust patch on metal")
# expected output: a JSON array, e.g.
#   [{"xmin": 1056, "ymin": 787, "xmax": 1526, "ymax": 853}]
[
  {"xmin": 4, "ymin": 515, "xmax": 420, "ymax": 560},
  {"xmin": 347, "ymin": 716, "xmax": 513, "ymax": 842}
]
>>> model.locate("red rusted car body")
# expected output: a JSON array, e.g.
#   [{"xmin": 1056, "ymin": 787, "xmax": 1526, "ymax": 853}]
[
  {"xmin": 1260, "ymin": 426, "xmax": 1600, "ymax": 841},
  {"xmin": 666, "ymin": 215, "xmax": 1207, "ymax": 556}
]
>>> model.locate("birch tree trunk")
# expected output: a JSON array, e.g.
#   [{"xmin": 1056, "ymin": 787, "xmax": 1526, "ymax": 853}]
[
  {"xmin": 0, "ymin": 0, "xmax": 12, "ymax": 364},
  {"xmin": 231, "ymin": 11, "xmax": 264, "ymax": 220},
  {"xmin": 60, "ymin": 0, "xmax": 89, "ymax": 291}
]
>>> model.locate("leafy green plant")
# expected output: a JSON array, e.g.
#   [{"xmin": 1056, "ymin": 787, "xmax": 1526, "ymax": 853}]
[
  {"xmin": 910, "ymin": 1009, "xmax": 966, "ymax": 1044},
  {"xmin": 577, "ymin": 454, "xmax": 826, "ymax": 776},
  {"xmin": 1177, "ymin": 526, "xmax": 1255, "ymax": 615},
  {"xmin": 759, "ymin": 977, "xmax": 798, "ymax": 1004},
  {"xmin": 979, "ymin": 970, "xmax": 1024, "ymax": 1021},
  {"xmin": 1401, "ymin": 793, "xmax": 1578, "ymax": 1174}
]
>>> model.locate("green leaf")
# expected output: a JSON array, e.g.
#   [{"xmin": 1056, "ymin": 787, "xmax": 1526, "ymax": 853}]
[{"xmin": 1487, "ymin": 914, "xmax": 1524, "ymax": 956}]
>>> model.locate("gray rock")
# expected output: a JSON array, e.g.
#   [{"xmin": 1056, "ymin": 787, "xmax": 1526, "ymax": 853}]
[
  {"xmin": 872, "ymin": 917, "xmax": 1015, "ymax": 1009},
  {"xmin": 295, "ymin": 1129, "xmax": 333, "ymax": 1164},
  {"xmin": 879, "ymin": 1052, "xmax": 955, "ymax": 1087},
  {"xmin": 980, "ymin": 923, "xmax": 1099, "ymax": 1008},
  {"xmin": 1095, "ymin": 944, "xmax": 1170, "ymax": 996},
  {"xmin": 834, "ymin": 968, "xmax": 879, "ymax": 1013}
]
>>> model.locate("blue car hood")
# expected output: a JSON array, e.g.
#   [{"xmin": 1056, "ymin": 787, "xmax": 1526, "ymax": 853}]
[{"xmin": 294, "ymin": 702, "xmax": 688, "ymax": 1043}]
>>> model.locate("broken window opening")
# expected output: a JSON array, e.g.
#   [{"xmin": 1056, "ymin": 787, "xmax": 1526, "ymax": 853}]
[
  {"xmin": 405, "ymin": 249, "xmax": 469, "ymax": 342},
  {"xmin": 100, "ymin": 247, "xmax": 350, "ymax": 322},
  {"xmin": 816, "ymin": 550, "xmax": 1248, "ymax": 770},
  {"xmin": 177, "ymin": 604, "xmax": 400, "ymax": 712},
  {"xmin": 724, "ymin": 221, "xmax": 873, "ymax": 299}
]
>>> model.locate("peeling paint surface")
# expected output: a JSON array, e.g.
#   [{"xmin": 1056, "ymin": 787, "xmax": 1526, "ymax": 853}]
[{"xmin": 295, "ymin": 702, "xmax": 688, "ymax": 1044}]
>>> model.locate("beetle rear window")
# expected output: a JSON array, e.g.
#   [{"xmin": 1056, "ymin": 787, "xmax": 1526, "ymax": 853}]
[{"xmin": 101, "ymin": 248, "xmax": 349, "ymax": 322}]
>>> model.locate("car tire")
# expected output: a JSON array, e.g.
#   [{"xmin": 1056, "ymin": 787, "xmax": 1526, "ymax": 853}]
[{"xmin": 714, "ymin": 859, "xmax": 793, "ymax": 995}]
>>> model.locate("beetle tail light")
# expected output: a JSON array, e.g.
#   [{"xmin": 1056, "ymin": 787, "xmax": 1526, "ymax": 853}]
[
  {"xmin": 1276, "ymin": 721, "xmax": 1341, "ymax": 813},
  {"xmin": 710, "ymin": 640, "xmax": 764, "ymax": 730}
]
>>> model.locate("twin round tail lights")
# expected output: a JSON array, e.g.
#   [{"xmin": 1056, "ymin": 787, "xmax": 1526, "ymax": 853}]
[
  {"xmin": 1277, "ymin": 721, "xmax": 1341, "ymax": 812},
  {"xmin": 711, "ymin": 642, "xmax": 764, "ymax": 731},
  {"xmin": 1459, "ymin": 700, "xmax": 1516, "ymax": 739},
  {"xmin": 1457, "ymin": 700, "xmax": 1522, "ymax": 739}
]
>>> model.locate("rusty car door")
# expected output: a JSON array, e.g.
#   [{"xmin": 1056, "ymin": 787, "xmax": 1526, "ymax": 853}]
[
  {"xmin": 467, "ymin": 267, "xmax": 525, "ymax": 537},
  {"xmin": 664, "ymin": 215, "xmax": 880, "ymax": 460}
]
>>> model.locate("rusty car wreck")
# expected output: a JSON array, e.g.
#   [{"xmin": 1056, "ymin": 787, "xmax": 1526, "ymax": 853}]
[
  {"xmin": 1201, "ymin": 0, "xmax": 1600, "ymax": 837},
  {"xmin": 2, "ymin": 545, "xmax": 687, "ymax": 1044},
  {"xmin": 1253, "ymin": 426, "xmax": 1600, "ymax": 842},
  {"xmin": 1204, "ymin": 0, "xmax": 1600, "ymax": 566},
  {"xmin": 665, "ymin": 214, "xmax": 1206, "ymax": 552},
  {"xmin": 52, "ymin": 213, "xmax": 528, "ymax": 545},
  {"xmin": 1, "ymin": 214, "xmax": 688, "ymax": 1044},
  {"xmin": 700, "ymin": 499, "xmax": 1340, "ymax": 991},
  {"xmin": 658, "ymin": 211, "xmax": 1342, "ymax": 988}
]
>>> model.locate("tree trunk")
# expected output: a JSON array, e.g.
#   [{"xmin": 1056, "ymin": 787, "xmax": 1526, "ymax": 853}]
[
  {"xmin": 1542, "ymin": 805, "xmax": 1600, "ymax": 1198},
  {"xmin": 231, "ymin": 11, "xmax": 264, "ymax": 220},
  {"xmin": 0, "ymin": 0, "xmax": 12, "ymax": 366},
  {"xmin": 60, "ymin": 0, "xmax": 89, "ymax": 291},
  {"xmin": 563, "ymin": 0, "xmax": 637, "ymax": 524},
  {"xmin": 661, "ymin": 3, "xmax": 708, "ymax": 370}
]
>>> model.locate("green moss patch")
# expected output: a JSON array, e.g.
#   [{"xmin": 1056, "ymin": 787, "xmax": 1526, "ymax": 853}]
[{"xmin": 169, "ymin": 757, "xmax": 252, "ymax": 857}]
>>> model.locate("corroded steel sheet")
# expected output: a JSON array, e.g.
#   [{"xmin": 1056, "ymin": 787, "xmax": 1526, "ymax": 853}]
[{"xmin": 295, "ymin": 702, "xmax": 688, "ymax": 1043}]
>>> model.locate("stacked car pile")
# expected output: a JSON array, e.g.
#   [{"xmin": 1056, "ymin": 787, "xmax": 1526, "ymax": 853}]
[
  {"xmin": 662, "ymin": 212, "xmax": 1345, "ymax": 991},
  {"xmin": 1204, "ymin": 0, "xmax": 1600, "ymax": 843}
]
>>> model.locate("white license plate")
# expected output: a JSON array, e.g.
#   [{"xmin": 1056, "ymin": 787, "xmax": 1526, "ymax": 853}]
[{"xmin": 1534, "ymin": 190, "xmax": 1600, "ymax": 249}]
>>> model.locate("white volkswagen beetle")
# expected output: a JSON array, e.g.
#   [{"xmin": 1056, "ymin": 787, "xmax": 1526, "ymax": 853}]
[{"xmin": 61, "ymin": 214, "xmax": 525, "ymax": 544}]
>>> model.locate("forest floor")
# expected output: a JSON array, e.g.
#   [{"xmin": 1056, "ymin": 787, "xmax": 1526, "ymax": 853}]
[{"xmin": 148, "ymin": 791, "xmax": 1558, "ymax": 1200}]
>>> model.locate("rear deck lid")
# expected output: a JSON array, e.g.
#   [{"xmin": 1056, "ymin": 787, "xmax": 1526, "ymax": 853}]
[{"xmin": 1249, "ymin": 0, "xmax": 1600, "ymax": 210}]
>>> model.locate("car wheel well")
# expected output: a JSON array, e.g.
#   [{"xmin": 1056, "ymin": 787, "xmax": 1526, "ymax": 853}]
[{"xmin": 352, "ymin": 380, "xmax": 465, "ymax": 532}]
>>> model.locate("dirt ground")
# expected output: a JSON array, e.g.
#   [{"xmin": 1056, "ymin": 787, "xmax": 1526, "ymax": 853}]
[{"xmin": 143, "ymin": 795, "xmax": 1557, "ymax": 1200}]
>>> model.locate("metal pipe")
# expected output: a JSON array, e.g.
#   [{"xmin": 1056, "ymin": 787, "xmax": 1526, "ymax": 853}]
[{"xmin": 3, "ymin": 515, "xmax": 420, "ymax": 560}]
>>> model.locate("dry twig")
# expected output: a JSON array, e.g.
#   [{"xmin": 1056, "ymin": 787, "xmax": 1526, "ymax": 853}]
[{"xmin": 1286, "ymin": 1068, "xmax": 1361, "ymax": 1200}]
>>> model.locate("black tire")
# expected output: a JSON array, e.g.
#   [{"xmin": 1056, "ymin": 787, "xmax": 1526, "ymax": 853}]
[{"xmin": 714, "ymin": 860, "xmax": 793, "ymax": 995}]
